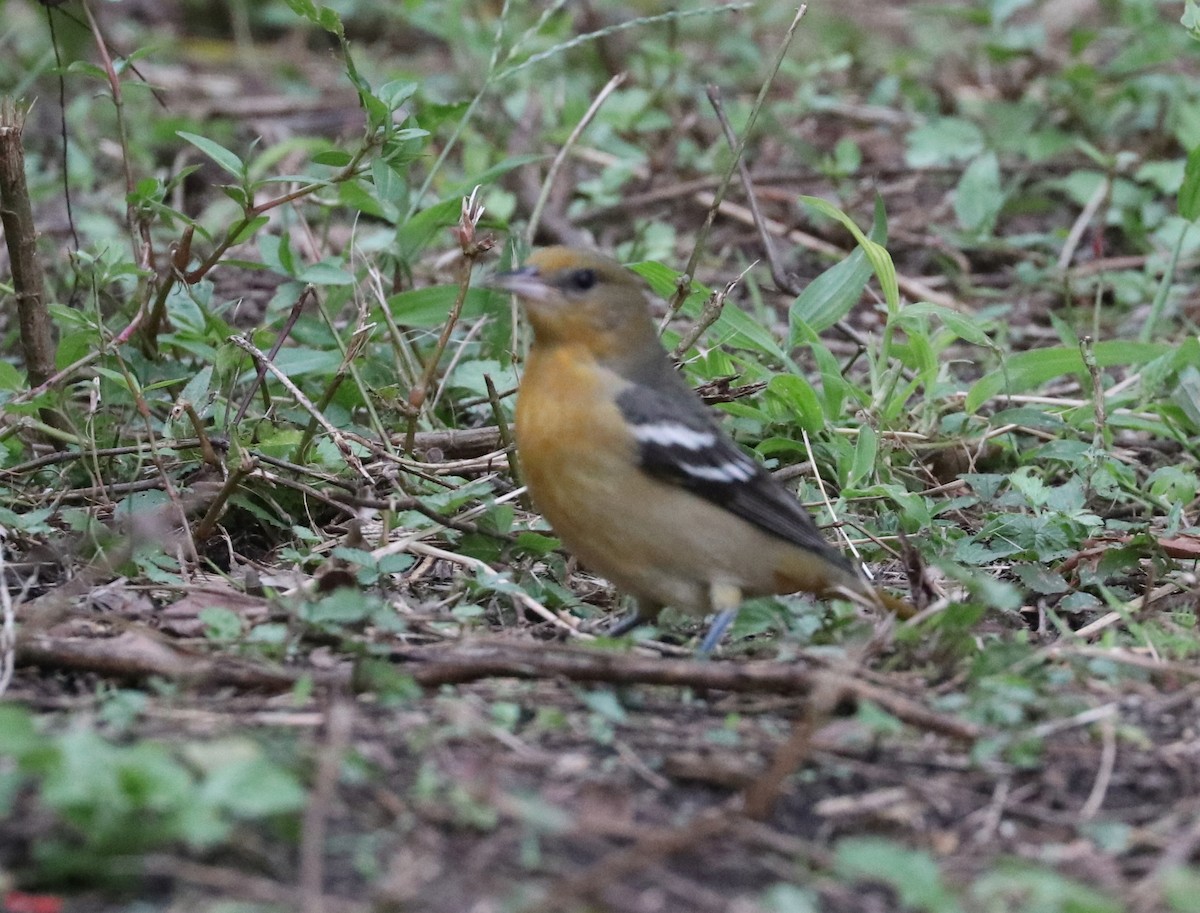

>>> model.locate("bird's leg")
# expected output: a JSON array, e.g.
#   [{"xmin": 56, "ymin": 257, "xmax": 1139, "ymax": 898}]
[
  {"xmin": 605, "ymin": 599, "xmax": 662, "ymax": 637},
  {"xmin": 698, "ymin": 582, "xmax": 743, "ymax": 654}
]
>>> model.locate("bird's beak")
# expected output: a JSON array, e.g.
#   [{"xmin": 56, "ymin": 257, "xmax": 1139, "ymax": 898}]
[{"xmin": 484, "ymin": 265, "xmax": 556, "ymax": 303}]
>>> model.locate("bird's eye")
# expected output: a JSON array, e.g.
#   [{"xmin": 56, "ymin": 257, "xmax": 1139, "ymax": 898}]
[{"xmin": 568, "ymin": 268, "xmax": 597, "ymax": 292}]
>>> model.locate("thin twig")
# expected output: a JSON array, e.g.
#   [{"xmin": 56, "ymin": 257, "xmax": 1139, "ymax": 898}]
[
  {"xmin": 1057, "ymin": 175, "xmax": 1109, "ymax": 271},
  {"xmin": 707, "ymin": 85, "xmax": 869, "ymax": 347},
  {"xmin": 1078, "ymin": 713, "xmax": 1116, "ymax": 821},
  {"xmin": 484, "ymin": 373, "xmax": 527, "ymax": 509},
  {"xmin": 232, "ymin": 285, "xmax": 315, "ymax": 427},
  {"xmin": 299, "ymin": 700, "xmax": 355, "ymax": 913},
  {"xmin": 404, "ymin": 189, "xmax": 490, "ymax": 453},
  {"xmin": 668, "ymin": 6, "xmax": 808, "ymax": 318},
  {"xmin": 526, "ymin": 71, "xmax": 626, "ymax": 245},
  {"xmin": 227, "ymin": 335, "xmax": 372, "ymax": 482},
  {"xmin": 0, "ymin": 548, "xmax": 17, "ymax": 696}
]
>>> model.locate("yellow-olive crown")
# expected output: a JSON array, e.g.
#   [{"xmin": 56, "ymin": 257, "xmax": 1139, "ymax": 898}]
[{"xmin": 487, "ymin": 247, "xmax": 662, "ymax": 368}]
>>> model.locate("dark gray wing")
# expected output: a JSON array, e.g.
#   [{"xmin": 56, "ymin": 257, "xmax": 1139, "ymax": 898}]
[{"xmin": 615, "ymin": 381, "xmax": 853, "ymax": 569}]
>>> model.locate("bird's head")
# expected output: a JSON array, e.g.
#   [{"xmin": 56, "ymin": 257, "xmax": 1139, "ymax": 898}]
[{"xmin": 486, "ymin": 247, "xmax": 659, "ymax": 359}]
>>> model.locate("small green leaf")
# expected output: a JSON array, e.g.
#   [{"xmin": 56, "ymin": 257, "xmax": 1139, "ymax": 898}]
[
  {"xmin": 313, "ymin": 149, "xmax": 354, "ymax": 166},
  {"xmin": 0, "ymin": 360, "xmax": 25, "ymax": 391},
  {"xmin": 800, "ymin": 196, "xmax": 899, "ymax": 313},
  {"xmin": 230, "ymin": 214, "xmax": 270, "ymax": 245},
  {"xmin": 395, "ymin": 197, "xmax": 464, "ymax": 263},
  {"xmin": 176, "ymin": 366, "xmax": 213, "ymax": 411},
  {"xmin": 848, "ymin": 425, "xmax": 878, "ymax": 488},
  {"xmin": 200, "ymin": 607, "xmax": 243, "ymax": 641},
  {"xmin": 177, "ymin": 131, "xmax": 245, "ymax": 179}
]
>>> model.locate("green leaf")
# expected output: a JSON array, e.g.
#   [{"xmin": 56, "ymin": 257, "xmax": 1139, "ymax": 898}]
[
  {"xmin": 386, "ymin": 286, "xmax": 492, "ymax": 328},
  {"xmin": 848, "ymin": 425, "xmax": 878, "ymax": 488},
  {"xmin": 901, "ymin": 303, "xmax": 994, "ymax": 347},
  {"xmin": 177, "ymin": 366, "xmax": 213, "ymax": 411},
  {"xmin": 765, "ymin": 374, "xmax": 824, "ymax": 431},
  {"xmin": 295, "ymin": 260, "xmax": 355, "ymax": 286},
  {"xmin": 905, "ymin": 117, "xmax": 985, "ymax": 167},
  {"xmin": 800, "ymin": 196, "xmax": 899, "ymax": 313},
  {"xmin": 202, "ymin": 757, "xmax": 307, "ymax": 817},
  {"xmin": 200, "ymin": 607, "xmax": 243, "ymax": 641},
  {"xmin": 1171, "ymin": 363, "xmax": 1200, "ymax": 430},
  {"xmin": 964, "ymin": 341, "xmax": 1170, "ymax": 412},
  {"xmin": 177, "ymin": 131, "xmax": 245, "ymax": 179},
  {"xmin": 268, "ymin": 347, "xmax": 345, "ymax": 377},
  {"xmin": 1179, "ymin": 144, "xmax": 1200, "ymax": 221},
  {"xmin": 371, "ymin": 159, "xmax": 408, "ymax": 207},
  {"xmin": 0, "ymin": 359, "xmax": 25, "ymax": 391},
  {"xmin": 0, "ymin": 704, "xmax": 40, "ymax": 759},
  {"xmin": 971, "ymin": 863, "xmax": 1122, "ymax": 913},
  {"xmin": 835, "ymin": 838, "xmax": 963, "ymax": 913},
  {"xmin": 789, "ymin": 246, "xmax": 871, "ymax": 337},
  {"xmin": 312, "ymin": 149, "xmax": 353, "ymax": 166},
  {"xmin": 631, "ymin": 261, "xmax": 789, "ymax": 361},
  {"xmin": 282, "ymin": 0, "xmax": 344, "ymax": 36},
  {"xmin": 230, "ymin": 214, "xmax": 270, "ymax": 245},
  {"xmin": 955, "ymin": 152, "xmax": 1004, "ymax": 236},
  {"xmin": 394, "ymin": 197, "xmax": 464, "ymax": 263}
]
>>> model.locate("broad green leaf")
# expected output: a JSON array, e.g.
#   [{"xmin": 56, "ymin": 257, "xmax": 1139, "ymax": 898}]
[
  {"xmin": 295, "ymin": 260, "xmax": 355, "ymax": 286},
  {"xmin": 177, "ymin": 366, "xmax": 213, "ymax": 410},
  {"xmin": 789, "ymin": 246, "xmax": 871, "ymax": 337},
  {"xmin": 394, "ymin": 197, "xmax": 463, "ymax": 263},
  {"xmin": 386, "ymin": 286, "xmax": 492, "ymax": 328},
  {"xmin": 765, "ymin": 374, "xmax": 824, "ymax": 431},
  {"xmin": 905, "ymin": 117, "xmax": 985, "ymax": 167},
  {"xmin": 964, "ymin": 341, "xmax": 1170, "ymax": 412},
  {"xmin": 954, "ymin": 151, "xmax": 1003, "ymax": 236},
  {"xmin": 371, "ymin": 159, "xmax": 408, "ymax": 206},
  {"xmin": 268, "ymin": 347, "xmax": 344, "ymax": 377},
  {"xmin": 791, "ymin": 192, "xmax": 890, "ymax": 344},
  {"xmin": 835, "ymin": 838, "xmax": 963, "ymax": 913}
]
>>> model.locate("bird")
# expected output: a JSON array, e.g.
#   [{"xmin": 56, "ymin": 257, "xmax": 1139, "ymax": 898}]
[{"xmin": 486, "ymin": 246, "xmax": 912, "ymax": 651}]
